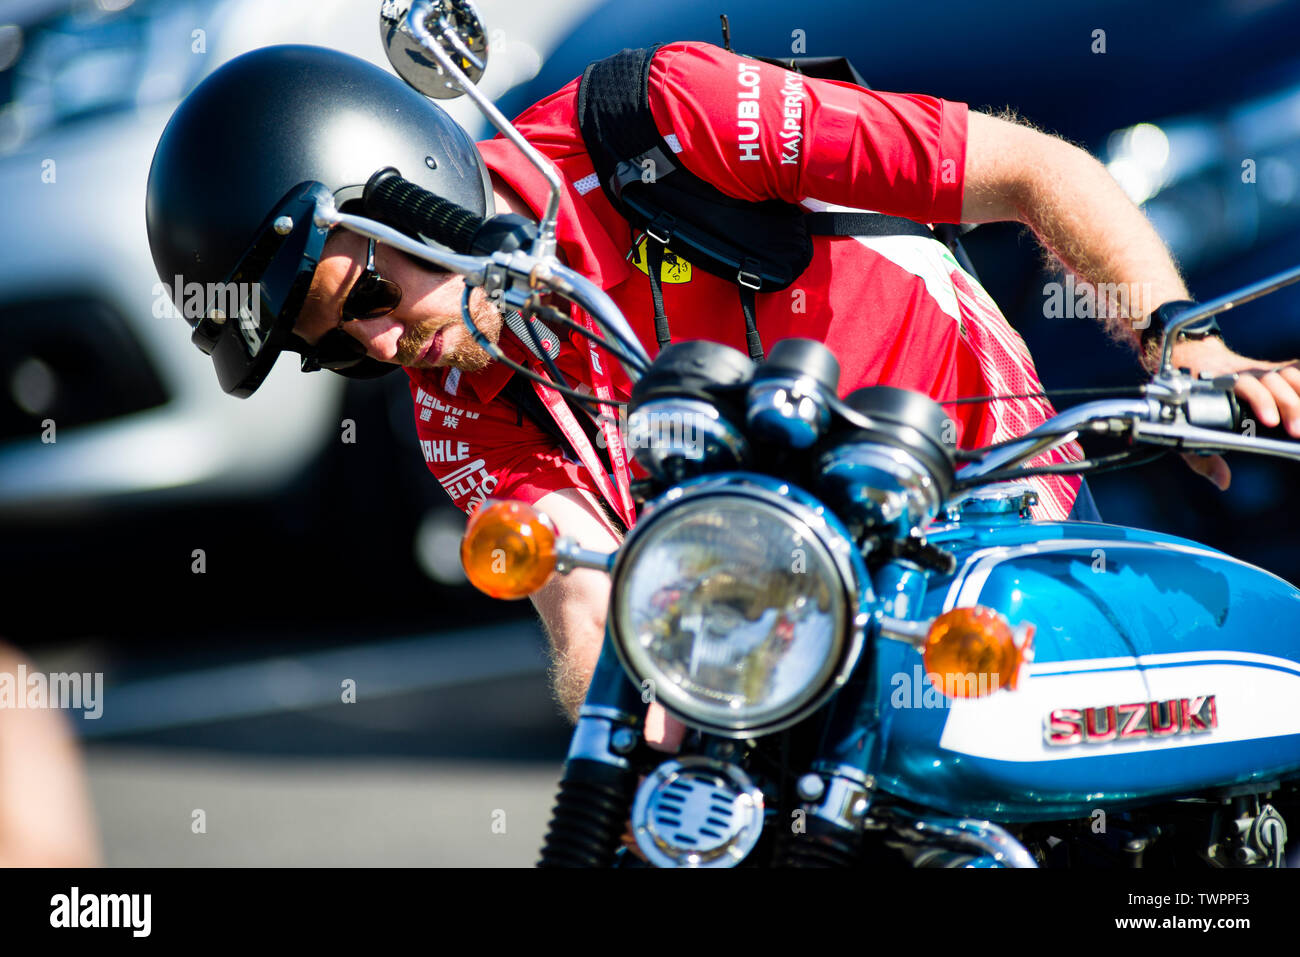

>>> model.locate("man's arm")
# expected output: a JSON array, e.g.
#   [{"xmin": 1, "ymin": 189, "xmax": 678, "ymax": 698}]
[
  {"xmin": 962, "ymin": 110, "xmax": 1300, "ymax": 485},
  {"xmin": 961, "ymin": 111, "xmax": 1187, "ymax": 337},
  {"xmin": 0, "ymin": 646, "xmax": 99, "ymax": 865},
  {"xmin": 527, "ymin": 488, "xmax": 686, "ymax": 749},
  {"xmin": 527, "ymin": 487, "xmax": 620, "ymax": 723}
]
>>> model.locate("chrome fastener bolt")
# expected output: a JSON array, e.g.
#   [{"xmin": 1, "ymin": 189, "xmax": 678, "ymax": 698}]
[
  {"xmin": 273, "ymin": 216, "xmax": 294, "ymax": 236},
  {"xmin": 796, "ymin": 774, "xmax": 825, "ymax": 802},
  {"xmin": 610, "ymin": 727, "xmax": 638, "ymax": 755},
  {"xmin": 712, "ymin": 740, "xmax": 736, "ymax": 760}
]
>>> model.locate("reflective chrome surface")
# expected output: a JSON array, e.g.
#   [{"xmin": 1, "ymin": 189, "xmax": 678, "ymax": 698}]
[
  {"xmin": 802, "ymin": 764, "xmax": 876, "ymax": 831},
  {"xmin": 609, "ymin": 478, "xmax": 865, "ymax": 737},
  {"xmin": 380, "ymin": 0, "xmax": 487, "ymax": 99},
  {"xmin": 954, "ymin": 482, "xmax": 1038, "ymax": 517},
  {"xmin": 746, "ymin": 376, "xmax": 831, "ymax": 449},
  {"xmin": 875, "ymin": 806, "xmax": 1039, "ymax": 868},
  {"xmin": 817, "ymin": 442, "xmax": 944, "ymax": 535},
  {"xmin": 631, "ymin": 758, "xmax": 764, "ymax": 868},
  {"xmin": 566, "ymin": 712, "xmax": 637, "ymax": 769},
  {"xmin": 628, "ymin": 397, "xmax": 750, "ymax": 483}
]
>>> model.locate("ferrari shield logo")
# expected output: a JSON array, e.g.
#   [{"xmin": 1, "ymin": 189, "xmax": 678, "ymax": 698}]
[{"xmin": 631, "ymin": 237, "xmax": 692, "ymax": 283}]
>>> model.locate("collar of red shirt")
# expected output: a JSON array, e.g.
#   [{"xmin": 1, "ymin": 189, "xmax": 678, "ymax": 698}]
[{"xmin": 456, "ymin": 331, "xmax": 523, "ymax": 404}]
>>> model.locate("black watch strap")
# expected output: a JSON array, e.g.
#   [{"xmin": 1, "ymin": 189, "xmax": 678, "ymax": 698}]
[{"xmin": 1140, "ymin": 299, "xmax": 1221, "ymax": 353}]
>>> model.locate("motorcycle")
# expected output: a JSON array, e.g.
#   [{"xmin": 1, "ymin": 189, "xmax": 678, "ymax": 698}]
[{"xmin": 354, "ymin": 0, "xmax": 1300, "ymax": 867}]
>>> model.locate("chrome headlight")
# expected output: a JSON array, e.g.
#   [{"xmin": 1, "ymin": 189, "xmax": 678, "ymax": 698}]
[{"xmin": 610, "ymin": 481, "xmax": 863, "ymax": 736}]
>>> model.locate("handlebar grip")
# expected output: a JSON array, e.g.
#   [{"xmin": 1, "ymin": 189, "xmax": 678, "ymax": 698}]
[
  {"xmin": 1194, "ymin": 382, "xmax": 1292, "ymax": 441},
  {"xmin": 1231, "ymin": 392, "xmax": 1297, "ymax": 441},
  {"xmin": 363, "ymin": 167, "xmax": 483, "ymax": 254}
]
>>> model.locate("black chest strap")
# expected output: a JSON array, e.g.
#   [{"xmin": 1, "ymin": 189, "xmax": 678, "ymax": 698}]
[{"xmin": 578, "ymin": 45, "xmax": 951, "ymax": 363}]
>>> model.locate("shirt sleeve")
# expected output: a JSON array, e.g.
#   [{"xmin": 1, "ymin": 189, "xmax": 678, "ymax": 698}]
[{"xmin": 645, "ymin": 41, "xmax": 967, "ymax": 224}]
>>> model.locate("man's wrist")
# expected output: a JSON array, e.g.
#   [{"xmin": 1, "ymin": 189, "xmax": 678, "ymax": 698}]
[{"xmin": 1138, "ymin": 299, "xmax": 1223, "ymax": 370}]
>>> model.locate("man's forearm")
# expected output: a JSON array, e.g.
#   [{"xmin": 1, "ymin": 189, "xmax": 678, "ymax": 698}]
[
  {"xmin": 530, "ymin": 561, "xmax": 611, "ymax": 723},
  {"xmin": 1013, "ymin": 137, "xmax": 1189, "ymax": 343},
  {"xmin": 525, "ymin": 489, "xmax": 623, "ymax": 721},
  {"xmin": 963, "ymin": 112, "xmax": 1189, "ymax": 351}
]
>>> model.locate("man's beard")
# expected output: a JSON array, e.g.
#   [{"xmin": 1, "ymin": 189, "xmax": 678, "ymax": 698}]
[{"xmin": 395, "ymin": 288, "xmax": 503, "ymax": 372}]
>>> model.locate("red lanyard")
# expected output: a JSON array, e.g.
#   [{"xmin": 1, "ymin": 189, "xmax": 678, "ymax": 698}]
[{"xmin": 528, "ymin": 312, "xmax": 636, "ymax": 530}]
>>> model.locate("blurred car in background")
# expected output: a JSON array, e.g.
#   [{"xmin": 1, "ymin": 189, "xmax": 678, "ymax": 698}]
[{"xmin": 0, "ymin": 0, "xmax": 595, "ymax": 639}]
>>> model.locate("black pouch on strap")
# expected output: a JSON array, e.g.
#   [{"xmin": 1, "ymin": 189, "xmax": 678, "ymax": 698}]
[{"xmin": 577, "ymin": 45, "xmax": 815, "ymax": 296}]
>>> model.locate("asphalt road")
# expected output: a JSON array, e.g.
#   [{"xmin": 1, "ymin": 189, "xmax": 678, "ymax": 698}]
[
  {"xmin": 84, "ymin": 747, "xmax": 562, "ymax": 867},
  {"xmin": 64, "ymin": 621, "xmax": 575, "ymax": 867}
]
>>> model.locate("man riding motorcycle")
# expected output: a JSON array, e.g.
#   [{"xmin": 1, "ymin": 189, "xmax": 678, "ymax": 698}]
[{"xmin": 145, "ymin": 41, "xmax": 1300, "ymax": 745}]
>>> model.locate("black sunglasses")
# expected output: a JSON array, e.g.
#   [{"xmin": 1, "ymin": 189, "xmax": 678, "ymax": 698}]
[
  {"xmin": 293, "ymin": 236, "xmax": 411, "ymax": 374},
  {"xmin": 341, "ymin": 237, "xmax": 403, "ymax": 321}
]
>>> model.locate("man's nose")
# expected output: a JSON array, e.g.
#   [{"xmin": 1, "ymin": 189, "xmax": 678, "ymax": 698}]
[{"xmin": 343, "ymin": 315, "xmax": 405, "ymax": 362}]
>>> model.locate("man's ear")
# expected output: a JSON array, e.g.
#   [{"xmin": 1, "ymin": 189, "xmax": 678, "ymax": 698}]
[
  {"xmin": 486, "ymin": 171, "xmax": 571, "ymax": 267},
  {"xmin": 489, "ymin": 171, "xmax": 534, "ymax": 219}
]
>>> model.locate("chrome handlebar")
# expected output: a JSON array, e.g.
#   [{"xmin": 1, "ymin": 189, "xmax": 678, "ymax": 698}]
[
  {"xmin": 956, "ymin": 387, "xmax": 1300, "ymax": 484},
  {"xmin": 324, "ymin": 195, "xmax": 1300, "ymax": 478}
]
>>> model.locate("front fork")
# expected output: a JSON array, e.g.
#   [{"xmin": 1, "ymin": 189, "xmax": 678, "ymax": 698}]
[
  {"xmin": 537, "ymin": 636, "xmax": 644, "ymax": 867},
  {"xmin": 771, "ymin": 558, "xmax": 930, "ymax": 865}
]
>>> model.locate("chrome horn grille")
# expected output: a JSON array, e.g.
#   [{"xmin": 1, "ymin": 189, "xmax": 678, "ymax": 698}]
[{"xmin": 631, "ymin": 758, "xmax": 764, "ymax": 867}]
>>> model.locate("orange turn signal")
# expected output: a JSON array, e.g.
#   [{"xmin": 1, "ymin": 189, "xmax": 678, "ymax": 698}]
[
  {"xmin": 460, "ymin": 500, "xmax": 558, "ymax": 599},
  {"xmin": 921, "ymin": 606, "xmax": 1034, "ymax": 698}
]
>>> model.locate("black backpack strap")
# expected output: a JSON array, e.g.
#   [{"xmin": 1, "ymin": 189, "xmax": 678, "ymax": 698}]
[
  {"xmin": 806, "ymin": 210, "xmax": 938, "ymax": 240},
  {"xmin": 643, "ymin": 239, "xmax": 671, "ymax": 352},
  {"xmin": 577, "ymin": 46, "xmax": 970, "ymax": 365},
  {"xmin": 499, "ymin": 372, "xmax": 614, "ymax": 472},
  {"xmin": 738, "ymin": 283, "xmax": 764, "ymax": 362},
  {"xmin": 579, "ymin": 46, "xmax": 815, "ymax": 361},
  {"xmin": 498, "ymin": 372, "xmax": 628, "ymax": 534},
  {"xmin": 751, "ymin": 54, "xmax": 871, "ymax": 89},
  {"xmin": 808, "ymin": 212, "xmax": 985, "ymax": 279},
  {"xmin": 577, "ymin": 46, "xmax": 671, "ymax": 206}
]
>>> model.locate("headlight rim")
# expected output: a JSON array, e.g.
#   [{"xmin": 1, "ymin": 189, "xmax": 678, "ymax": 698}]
[{"xmin": 609, "ymin": 476, "xmax": 866, "ymax": 738}]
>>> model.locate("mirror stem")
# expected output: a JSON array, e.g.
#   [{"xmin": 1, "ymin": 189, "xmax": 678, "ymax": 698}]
[
  {"xmin": 1159, "ymin": 261, "xmax": 1300, "ymax": 375},
  {"xmin": 406, "ymin": 1, "xmax": 561, "ymax": 260}
]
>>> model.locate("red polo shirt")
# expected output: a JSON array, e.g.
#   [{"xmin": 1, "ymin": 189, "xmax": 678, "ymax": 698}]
[{"xmin": 406, "ymin": 41, "xmax": 1083, "ymax": 521}]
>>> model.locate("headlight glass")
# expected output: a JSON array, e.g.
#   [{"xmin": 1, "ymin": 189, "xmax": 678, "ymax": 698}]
[{"xmin": 613, "ymin": 495, "xmax": 849, "ymax": 732}]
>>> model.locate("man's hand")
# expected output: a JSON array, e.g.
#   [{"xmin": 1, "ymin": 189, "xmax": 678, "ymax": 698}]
[{"xmin": 1166, "ymin": 337, "xmax": 1300, "ymax": 490}]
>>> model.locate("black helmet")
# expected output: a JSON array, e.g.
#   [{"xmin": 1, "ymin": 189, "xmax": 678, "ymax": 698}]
[{"xmin": 146, "ymin": 44, "xmax": 494, "ymax": 397}]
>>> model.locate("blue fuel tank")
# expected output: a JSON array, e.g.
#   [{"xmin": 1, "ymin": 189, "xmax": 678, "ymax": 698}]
[{"xmin": 872, "ymin": 513, "xmax": 1300, "ymax": 821}]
